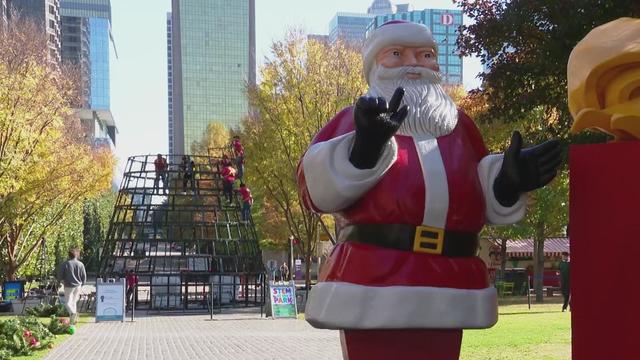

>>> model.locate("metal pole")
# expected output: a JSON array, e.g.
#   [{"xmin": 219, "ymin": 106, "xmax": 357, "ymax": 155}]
[
  {"xmin": 210, "ymin": 281, "xmax": 214, "ymax": 320},
  {"xmin": 290, "ymin": 237, "xmax": 294, "ymax": 282},
  {"xmin": 527, "ymin": 275, "xmax": 531, "ymax": 310},
  {"xmin": 130, "ymin": 284, "xmax": 136, "ymax": 322}
]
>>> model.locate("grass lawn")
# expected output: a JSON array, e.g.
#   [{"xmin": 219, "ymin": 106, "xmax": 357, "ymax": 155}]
[
  {"xmin": 460, "ymin": 302, "xmax": 571, "ymax": 360},
  {"xmin": 0, "ymin": 314, "xmax": 92, "ymax": 360}
]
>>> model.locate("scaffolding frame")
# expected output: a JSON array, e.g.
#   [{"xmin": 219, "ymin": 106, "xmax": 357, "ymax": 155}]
[{"xmin": 100, "ymin": 154, "xmax": 265, "ymax": 311}]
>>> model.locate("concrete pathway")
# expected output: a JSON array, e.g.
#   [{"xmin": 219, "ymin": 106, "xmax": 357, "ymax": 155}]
[{"xmin": 44, "ymin": 310, "xmax": 342, "ymax": 360}]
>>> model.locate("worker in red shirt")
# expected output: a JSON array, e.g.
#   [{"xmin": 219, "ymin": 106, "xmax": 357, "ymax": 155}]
[
  {"xmin": 153, "ymin": 154, "xmax": 168, "ymax": 194},
  {"xmin": 232, "ymin": 136, "xmax": 244, "ymax": 158},
  {"xmin": 125, "ymin": 270, "xmax": 139, "ymax": 309},
  {"xmin": 238, "ymin": 183, "xmax": 253, "ymax": 221},
  {"xmin": 220, "ymin": 163, "xmax": 236, "ymax": 204}
]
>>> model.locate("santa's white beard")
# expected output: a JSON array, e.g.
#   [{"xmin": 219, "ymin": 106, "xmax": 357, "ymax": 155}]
[{"xmin": 366, "ymin": 65, "xmax": 458, "ymax": 137}]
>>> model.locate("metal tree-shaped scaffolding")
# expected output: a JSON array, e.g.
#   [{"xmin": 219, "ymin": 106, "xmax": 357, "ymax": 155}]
[{"xmin": 100, "ymin": 153, "xmax": 265, "ymax": 310}]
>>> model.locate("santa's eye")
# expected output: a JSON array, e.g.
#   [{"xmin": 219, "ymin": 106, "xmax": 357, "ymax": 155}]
[
  {"xmin": 392, "ymin": 50, "xmax": 401, "ymax": 56},
  {"xmin": 424, "ymin": 53, "xmax": 433, "ymax": 58}
]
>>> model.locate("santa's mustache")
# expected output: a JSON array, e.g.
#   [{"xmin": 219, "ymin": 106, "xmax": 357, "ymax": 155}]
[{"xmin": 374, "ymin": 65, "xmax": 442, "ymax": 84}]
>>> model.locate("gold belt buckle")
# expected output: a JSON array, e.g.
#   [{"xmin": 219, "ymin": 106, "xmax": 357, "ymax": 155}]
[{"xmin": 413, "ymin": 225, "xmax": 444, "ymax": 254}]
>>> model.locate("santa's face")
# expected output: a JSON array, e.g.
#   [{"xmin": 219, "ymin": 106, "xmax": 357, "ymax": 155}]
[
  {"xmin": 367, "ymin": 45, "xmax": 458, "ymax": 138},
  {"xmin": 375, "ymin": 46, "xmax": 440, "ymax": 76}
]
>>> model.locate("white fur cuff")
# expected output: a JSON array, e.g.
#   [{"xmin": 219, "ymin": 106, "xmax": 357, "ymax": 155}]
[{"xmin": 305, "ymin": 282, "xmax": 498, "ymax": 330}]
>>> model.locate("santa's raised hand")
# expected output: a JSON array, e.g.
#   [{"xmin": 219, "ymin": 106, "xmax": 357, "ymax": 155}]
[
  {"xmin": 493, "ymin": 131, "xmax": 562, "ymax": 207},
  {"xmin": 349, "ymin": 87, "xmax": 409, "ymax": 169}
]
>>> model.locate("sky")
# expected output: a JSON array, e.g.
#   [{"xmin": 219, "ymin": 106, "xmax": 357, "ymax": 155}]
[{"xmin": 109, "ymin": 0, "xmax": 481, "ymax": 173}]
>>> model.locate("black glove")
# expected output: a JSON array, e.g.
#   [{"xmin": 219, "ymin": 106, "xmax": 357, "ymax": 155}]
[
  {"xmin": 493, "ymin": 131, "xmax": 562, "ymax": 207},
  {"xmin": 349, "ymin": 87, "xmax": 409, "ymax": 169}
]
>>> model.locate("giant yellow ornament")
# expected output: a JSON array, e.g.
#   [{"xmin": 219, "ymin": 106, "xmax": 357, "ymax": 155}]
[{"xmin": 568, "ymin": 17, "xmax": 640, "ymax": 140}]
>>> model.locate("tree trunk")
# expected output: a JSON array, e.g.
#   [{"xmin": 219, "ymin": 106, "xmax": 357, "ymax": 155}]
[
  {"xmin": 499, "ymin": 238, "xmax": 507, "ymax": 281},
  {"xmin": 533, "ymin": 222, "xmax": 546, "ymax": 303},
  {"xmin": 4, "ymin": 260, "xmax": 18, "ymax": 281},
  {"xmin": 304, "ymin": 254, "xmax": 312, "ymax": 300}
]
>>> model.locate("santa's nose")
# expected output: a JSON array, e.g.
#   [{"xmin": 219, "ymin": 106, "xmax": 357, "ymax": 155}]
[{"xmin": 403, "ymin": 52, "xmax": 419, "ymax": 66}]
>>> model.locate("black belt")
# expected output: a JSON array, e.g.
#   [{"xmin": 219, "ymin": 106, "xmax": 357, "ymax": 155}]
[{"xmin": 339, "ymin": 224, "xmax": 478, "ymax": 257}]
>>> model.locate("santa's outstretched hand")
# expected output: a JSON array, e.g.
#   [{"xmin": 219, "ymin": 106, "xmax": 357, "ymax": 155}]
[
  {"xmin": 349, "ymin": 87, "xmax": 409, "ymax": 169},
  {"xmin": 493, "ymin": 131, "xmax": 562, "ymax": 207}
]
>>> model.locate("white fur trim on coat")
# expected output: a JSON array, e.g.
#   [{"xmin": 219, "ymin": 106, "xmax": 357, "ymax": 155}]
[
  {"xmin": 302, "ymin": 132, "xmax": 397, "ymax": 213},
  {"xmin": 305, "ymin": 282, "xmax": 498, "ymax": 329},
  {"xmin": 477, "ymin": 154, "xmax": 527, "ymax": 225}
]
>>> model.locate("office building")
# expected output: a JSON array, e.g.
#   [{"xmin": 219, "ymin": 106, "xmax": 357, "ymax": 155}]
[
  {"xmin": 328, "ymin": 12, "xmax": 373, "ymax": 46},
  {"xmin": 367, "ymin": 0, "xmax": 392, "ymax": 15},
  {"xmin": 60, "ymin": 16, "xmax": 90, "ymax": 106},
  {"xmin": 60, "ymin": 0, "xmax": 116, "ymax": 147},
  {"xmin": 8, "ymin": 0, "xmax": 61, "ymax": 61},
  {"xmin": 167, "ymin": 12, "xmax": 174, "ymax": 155},
  {"xmin": 367, "ymin": 9, "xmax": 464, "ymax": 85},
  {"xmin": 169, "ymin": 0, "xmax": 256, "ymax": 155}
]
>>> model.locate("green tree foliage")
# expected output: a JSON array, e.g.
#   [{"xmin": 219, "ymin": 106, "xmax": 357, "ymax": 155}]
[
  {"xmin": 243, "ymin": 32, "xmax": 367, "ymax": 289},
  {"xmin": 82, "ymin": 191, "xmax": 117, "ymax": 272},
  {"xmin": 191, "ymin": 121, "xmax": 230, "ymax": 156},
  {"xmin": 452, "ymin": 1, "xmax": 611, "ymax": 299},
  {"xmin": 0, "ymin": 17, "xmax": 114, "ymax": 280},
  {"xmin": 455, "ymin": 0, "xmax": 640, "ymax": 140}
]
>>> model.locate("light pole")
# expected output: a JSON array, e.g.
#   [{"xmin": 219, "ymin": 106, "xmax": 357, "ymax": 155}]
[{"xmin": 289, "ymin": 235, "xmax": 294, "ymax": 283}]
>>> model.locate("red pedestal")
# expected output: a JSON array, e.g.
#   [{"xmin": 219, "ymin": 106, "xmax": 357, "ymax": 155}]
[
  {"xmin": 340, "ymin": 329, "xmax": 462, "ymax": 360},
  {"xmin": 570, "ymin": 142, "xmax": 640, "ymax": 359}
]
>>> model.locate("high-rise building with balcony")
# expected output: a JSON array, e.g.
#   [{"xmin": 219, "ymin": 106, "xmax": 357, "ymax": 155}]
[
  {"xmin": 367, "ymin": 9, "xmax": 464, "ymax": 85},
  {"xmin": 169, "ymin": 0, "xmax": 256, "ymax": 155},
  {"xmin": 9, "ymin": 0, "xmax": 61, "ymax": 61},
  {"xmin": 60, "ymin": 0, "xmax": 116, "ymax": 147}
]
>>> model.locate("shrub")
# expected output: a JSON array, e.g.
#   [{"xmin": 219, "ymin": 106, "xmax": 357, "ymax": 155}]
[{"xmin": 0, "ymin": 317, "xmax": 54, "ymax": 356}]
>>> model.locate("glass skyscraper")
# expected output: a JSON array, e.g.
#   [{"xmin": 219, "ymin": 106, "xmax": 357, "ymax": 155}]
[
  {"xmin": 169, "ymin": 0, "xmax": 256, "ymax": 155},
  {"xmin": 88, "ymin": 17, "xmax": 109, "ymax": 109},
  {"xmin": 328, "ymin": 12, "xmax": 373, "ymax": 46},
  {"xmin": 166, "ymin": 12, "xmax": 174, "ymax": 155},
  {"xmin": 367, "ymin": 9, "xmax": 464, "ymax": 85}
]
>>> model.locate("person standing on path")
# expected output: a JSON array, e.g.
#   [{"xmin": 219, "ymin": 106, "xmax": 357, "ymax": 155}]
[
  {"xmin": 559, "ymin": 252, "xmax": 571, "ymax": 312},
  {"xmin": 56, "ymin": 248, "xmax": 86, "ymax": 325}
]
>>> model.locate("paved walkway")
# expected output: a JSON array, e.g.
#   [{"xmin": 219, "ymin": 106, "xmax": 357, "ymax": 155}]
[{"xmin": 44, "ymin": 310, "xmax": 342, "ymax": 360}]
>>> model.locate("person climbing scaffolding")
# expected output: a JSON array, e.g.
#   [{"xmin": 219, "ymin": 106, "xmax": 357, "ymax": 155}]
[
  {"xmin": 238, "ymin": 183, "xmax": 253, "ymax": 221},
  {"xmin": 153, "ymin": 154, "xmax": 168, "ymax": 194},
  {"xmin": 181, "ymin": 156, "xmax": 196, "ymax": 193},
  {"xmin": 221, "ymin": 162, "xmax": 236, "ymax": 204}
]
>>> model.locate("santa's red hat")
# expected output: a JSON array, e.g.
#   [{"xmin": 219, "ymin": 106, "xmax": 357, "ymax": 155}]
[{"xmin": 363, "ymin": 20, "xmax": 436, "ymax": 83}]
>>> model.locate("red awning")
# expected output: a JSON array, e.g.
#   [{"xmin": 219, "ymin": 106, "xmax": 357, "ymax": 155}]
[{"xmin": 504, "ymin": 238, "xmax": 570, "ymax": 258}]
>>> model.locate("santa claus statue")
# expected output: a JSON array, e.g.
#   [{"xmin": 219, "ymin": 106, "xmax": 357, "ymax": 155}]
[{"xmin": 297, "ymin": 20, "xmax": 561, "ymax": 359}]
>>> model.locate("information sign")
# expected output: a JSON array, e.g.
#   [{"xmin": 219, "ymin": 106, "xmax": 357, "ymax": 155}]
[
  {"xmin": 2, "ymin": 281, "xmax": 25, "ymax": 301},
  {"xmin": 269, "ymin": 282, "xmax": 297, "ymax": 318},
  {"xmin": 95, "ymin": 278, "xmax": 125, "ymax": 322}
]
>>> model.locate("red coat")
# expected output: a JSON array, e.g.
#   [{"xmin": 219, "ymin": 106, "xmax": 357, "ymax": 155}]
[{"xmin": 296, "ymin": 107, "xmax": 522, "ymax": 330}]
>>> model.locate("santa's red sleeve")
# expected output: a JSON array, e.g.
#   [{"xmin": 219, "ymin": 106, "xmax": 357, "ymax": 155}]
[{"xmin": 297, "ymin": 106, "xmax": 399, "ymax": 214}]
